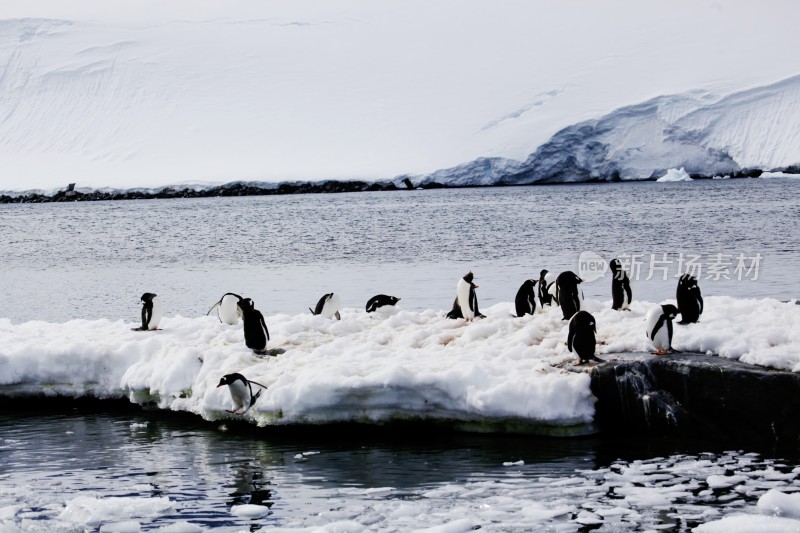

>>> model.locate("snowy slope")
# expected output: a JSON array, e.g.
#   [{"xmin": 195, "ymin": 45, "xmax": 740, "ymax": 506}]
[
  {"xmin": 1, "ymin": 297, "xmax": 799, "ymax": 434},
  {"xmin": 413, "ymin": 75, "xmax": 800, "ymax": 185},
  {"xmin": 1, "ymin": 1, "xmax": 800, "ymax": 191}
]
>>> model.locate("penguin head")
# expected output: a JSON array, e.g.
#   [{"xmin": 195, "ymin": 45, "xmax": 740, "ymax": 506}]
[
  {"xmin": 679, "ymin": 274, "xmax": 698, "ymax": 290},
  {"xmin": 390, "ymin": 296, "xmax": 401, "ymax": 304},
  {"xmin": 539, "ymin": 269, "xmax": 548, "ymax": 279},
  {"xmin": 141, "ymin": 293, "xmax": 157, "ymax": 303},
  {"xmin": 463, "ymin": 271, "xmax": 474, "ymax": 283},
  {"xmin": 572, "ymin": 310, "xmax": 597, "ymax": 333},
  {"xmin": 237, "ymin": 298, "xmax": 255, "ymax": 313},
  {"xmin": 610, "ymin": 259, "xmax": 621, "ymax": 272},
  {"xmin": 661, "ymin": 304, "xmax": 680, "ymax": 320},
  {"xmin": 217, "ymin": 373, "xmax": 245, "ymax": 388}
]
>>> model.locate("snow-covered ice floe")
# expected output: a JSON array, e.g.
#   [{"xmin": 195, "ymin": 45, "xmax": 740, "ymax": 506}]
[
  {"xmin": 1, "ymin": 297, "xmax": 799, "ymax": 434},
  {"xmin": 657, "ymin": 167, "xmax": 693, "ymax": 182}
]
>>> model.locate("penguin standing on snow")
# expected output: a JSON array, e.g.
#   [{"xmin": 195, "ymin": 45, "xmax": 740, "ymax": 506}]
[
  {"xmin": 610, "ymin": 259, "xmax": 633, "ymax": 310},
  {"xmin": 538, "ymin": 269, "xmax": 555, "ymax": 307},
  {"xmin": 447, "ymin": 271, "xmax": 484, "ymax": 320},
  {"xmin": 514, "ymin": 279, "xmax": 537, "ymax": 317},
  {"xmin": 135, "ymin": 292, "xmax": 163, "ymax": 331},
  {"xmin": 366, "ymin": 294, "xmax": 401, "ymax": 313},
  {"xmin": 237, "ymin": 298, "xmax": 270, "ymax": 355},
  {"xmin": 207, "ymin": 293, "xmax": 244, "ymax": 325},
  {"xmin": 645, "ymin": 304, "xmax": 680, "ymax": 355},
  {"xmin": 568, "ymin": 310, "xmax": 603, "ymax": 365},
  {"xmin": 217, "ymin": 373, "xmax": 269, "ymax": 415},
  {"xmin": 555, "ymin": 271, "xmax": 584, "ymax": 321},
  {"xmin": 310, "ymin": 293, "xmax": 342, "ymax": 320},
  {"xmin": 676, "ymin": 274, "xmax": 703, "ymax": 324}
]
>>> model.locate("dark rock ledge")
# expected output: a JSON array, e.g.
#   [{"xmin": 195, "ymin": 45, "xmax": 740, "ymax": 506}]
[{"xmin": 590, "ymin": 353, "xmax": 800, "ymax": 444}]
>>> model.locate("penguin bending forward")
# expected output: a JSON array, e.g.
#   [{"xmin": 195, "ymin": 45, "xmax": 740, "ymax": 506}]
[
  {"xmin": 514, "ymin": 279, "xmax": 537, "ymax": 317},
  {"xmin": 207, "ymin": 293, "xmax": 244, "ymax": 325},
  {"xmin": 366, "ymin": 294, "xmax": 401, "ymax": 313},
  {"xmin": 610, "ymin": 259, "xmax": 633, "ymax": 310},
  {"xmin": 645, "ymin": 304, "xmax": 680, "ymax": 355},
  {"xmin": 310, "ymin": 293, "xmax": 342, "ymax": 320},
  {"xmin": 555, "ymin": 271, "xmax": 584, "ymax": 321},
  {"xmin": 568, "ymin": 310, "xmax": 603, "ymax": 365},
  {"xmin": 676, "ymin": 274, "xmax": 704, "ymax": 324},
  {"xmin": 237, "ymin": 298, "xmax": 271, "ymax": 355},
  {"xmin": 217, "ymin": 373, "xmax": 268, "ymax": 415},
  {"xmin": 538, "ymin": 269, "xmax": 555, "ymax": 307},
  {"xmin": 447, "ymin": 271, "xmax": 485, "ymax": 320},
  {"xmin": 136, "ymin": 292, "xmax": 163, "ymax": 331}
]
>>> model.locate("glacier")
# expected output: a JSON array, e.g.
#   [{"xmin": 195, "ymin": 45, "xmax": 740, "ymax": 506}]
[
  {"xmin": 408, "ymin": 75, "xmax": 800, "ymax": 187},
  {"xmin": 1, "ymin": 2, "xmax": 800, "ymax": 192}
]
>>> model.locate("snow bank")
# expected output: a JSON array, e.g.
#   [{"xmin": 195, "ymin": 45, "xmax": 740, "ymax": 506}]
[
  {"xmin": 656, "ymin": 168, "xmax": 693, "ymax": 182},
  {"xmin": 1, "ymin": 296, "xmax": 799, "ymax": 432}
]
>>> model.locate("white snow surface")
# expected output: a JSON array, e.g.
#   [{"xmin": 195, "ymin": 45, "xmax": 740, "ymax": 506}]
[
  {"xmin": 1, "ymin": 1, "xmax": 800, "ymax": 192},
  {"xmin": 1, "ymin": 296, "xmax": 799, "ymax": 433}
]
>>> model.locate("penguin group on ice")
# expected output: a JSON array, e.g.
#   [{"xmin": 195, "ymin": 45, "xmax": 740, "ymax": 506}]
[{"xmin": 135, "ymin": 260, "xmax": 704, "ymax": 414}]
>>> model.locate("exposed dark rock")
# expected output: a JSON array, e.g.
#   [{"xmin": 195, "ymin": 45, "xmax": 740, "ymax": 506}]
[{"xmin": 591, "ymin": 353, "xmax": 800, "ymax": 444}]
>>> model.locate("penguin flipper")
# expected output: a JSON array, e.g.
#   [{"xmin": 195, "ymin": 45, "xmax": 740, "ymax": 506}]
[
  {"xmin": 651, "ymin": 316, "xmax": 666, "ymax": 341},
  {"xmin": 309, "ymin": 307, "xmax": 316, "ymax": 315},
  {"xmin": 206, "ymin": 300, "xmax": 221, "ymax": 317}
]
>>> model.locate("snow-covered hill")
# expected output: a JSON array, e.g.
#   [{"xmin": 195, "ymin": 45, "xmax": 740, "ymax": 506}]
[
  {"xmin": 411, "ymin": 75, "xmax": 800, "ymax": 186},
  {"xmin": 1, "ymin": 1, "xmax": 800, "ymax": 191}
]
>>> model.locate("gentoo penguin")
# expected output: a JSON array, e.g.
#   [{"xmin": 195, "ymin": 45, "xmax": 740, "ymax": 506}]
[
  {"xmin": 610, "ymin": 259, "xmax": 633, "ymax": 310},
  {"xmin": 555, "ymin": 271, "xmax": 584, "ymax": 321},
  {"xmin": 676, "ymin": 274, "xmax": 704, "ymax": 324},
  {"xmin": 217, "ymin": 373, "xmax": 268, "ymax": 415},
  {"xmin": 645, "ymin": 304, "xmax": 680, "ymax": 355},
  {"xmin": 447, "ymin": 271, "xmax": 484, "ymax": 321},
  {"xmin": 514, "ymin": 279, "xmax": 537, "ymax": 317},
  {"xmin": 538, "ymin": 269, "xmax": 554, "ymax": 307},
  {"xmin": 310, "ymin": 293, "xmax": 342, "ymax": 320},
  {"xmin": 568, "ymin": 310, "xmax": 603, "ymax": 365},
  {"xmin": 237, "ymin": 298, "xmax": 270, "ymax": 355},
  {"xmin": 366, "ymin": 294, "xmax": 401, "ymax": 313},
  {"xmin": 136, "ymin": 292, "xmax": 163, "ymax": 331},
  {"xmin": 207, "ymin": 293, "xmax": 244, "ymax": 325}
]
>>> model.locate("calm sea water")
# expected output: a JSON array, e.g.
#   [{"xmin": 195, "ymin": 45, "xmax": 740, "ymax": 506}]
[
  {"xmin": 1, "ymin": 179, "xmax": 798, "ymax": 323},
  {"xmin": 2, "ymin": 180, "xmax": 800, "ymax": 531},
  {"xmin": 2, "ymin": 404, "xmax": 800, "ymax": 531}
]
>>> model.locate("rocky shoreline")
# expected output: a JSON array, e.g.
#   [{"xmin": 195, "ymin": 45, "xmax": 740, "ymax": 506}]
[
  {"xmin": 3, "ymin": 167, "xmax": 796, "ymax": 204},
  {"xmin": 590, "ymin": 353, "xmax": 800, "ymax": 444}
]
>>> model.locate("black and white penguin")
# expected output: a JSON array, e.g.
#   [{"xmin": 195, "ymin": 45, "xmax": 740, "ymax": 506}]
[
  {"xmin": 538, "ymin": 269, "xmax": 554, "ymax": 307},
  {"xmin": 217, "ymin": 373, "xmax": 268, "ymax": 415},
  {"xmin": 645, "ymin": 304, "xmax": 680, "ymax": 355},
  {"xmin": 555, "ymin": 271, "xmax": 584, "ymax": 321},
  {"xmin": 207, "ymin": 293, "xmax": 244, "ymax": 325},
  {"xmin": 610, "ymin": 259, "xmax": 633, "ymax": 310},
  {"xmin": 568, "ymin": 310, "xmax": 603, "ymax": 365},
  {"xmin": 237, "ymin": 298, "xmax": 270, "ymax": 355},
  {"xmin": 676, "ymin": 274, "xmax": 704, "ymax": 324},
  {"xmin": 136, "ymin": 292, "xmax": 163, "ymax": 331},
  {"xmin": 366, "ymin": 294, "xmax": 401, "ymax": 313},
  {"xmin": 447, "ymin": 271, "xmax": 484, "ymax": 321},
  {"xmin": 514, "ymin": 279, "xmax": 537, "ymax": 317},
  {"xmin": 310, "ymin": 293, "xmax": 342, "ymax": 320}
]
